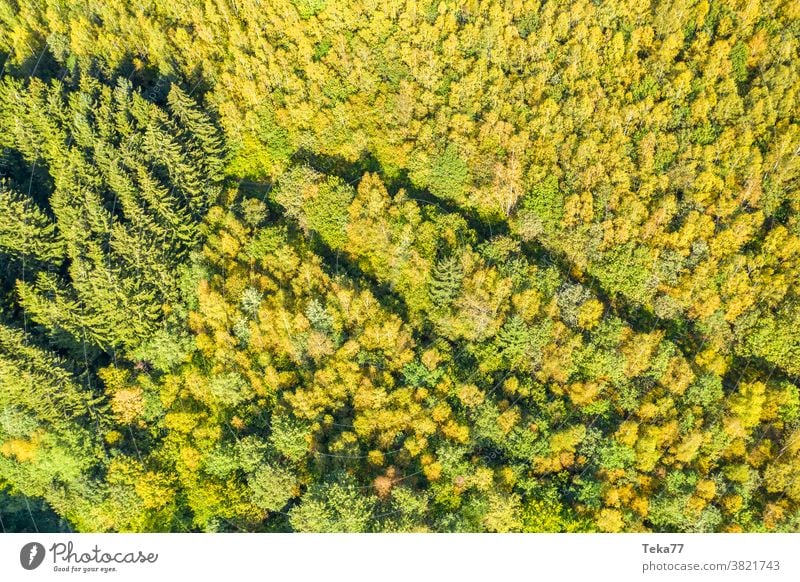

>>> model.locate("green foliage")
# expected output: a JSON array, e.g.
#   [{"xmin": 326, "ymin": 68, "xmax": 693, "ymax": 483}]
[
  {"xmin": 521, "ymin": 489, "xmax": 587, "ymax": 532},
  {"xmin": 269, "ymin": 415, "xmax": 311, "ymax": 463},
  {"xmin": 426, "ymin": 145, "xmax": 469, "ymax": 202},
  {"xmin": 521, "ymin": 175, "xmax": 563, "ymax": 234},
  {"xmin": 591, "ymin": 243, "xmax": 656, "ymax": 306},
  {"xmin": 132, "ymin": 330, "xmax": 195, "ymax": 372},
  {"xmin": 730, "ymin": 41, "xmax": 749, "ymax": 83},
  {"xmin": 0, "ymin": 186, "xmax": 64, "ymax": 266},
  {"xmin": 291, "ymin": 0, "xmax": 327, "ymax": 19},
  {"xmin": 312, "ymin": 39, "xmax": 332, "ymax": 62},
  {"xmin": 0, "ymin": 76, "xmax": 223, "ymax": 350},
  {"xmin": 232, "ymin": 105, "xmax": 293, "ymax": 177},
  {"xmin": 289, "ymin": 480, "xmax": 376, "ymax": 532},
  {"xmin": 0, "ymin": 0, "xmax": 798, "ymax": 535},
  {"xmin": 273, "ymin": 166, "xmax": 355, "ymax": 249},
  {"xmin": 429, "ymin": 255, "xmax": 464, "ymax": 307},
  {"xmin": 304, "ymin": 177, "xmax": 354, "ymax": 250},
  {"xmin": 249, "ymin": 465, "xmax": 298, "ymax": 512}
]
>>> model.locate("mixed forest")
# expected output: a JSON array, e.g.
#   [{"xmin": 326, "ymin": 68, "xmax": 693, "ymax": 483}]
[{"xmin": 0, "ymin": 0, "xmax": 799, "ymax": 532}]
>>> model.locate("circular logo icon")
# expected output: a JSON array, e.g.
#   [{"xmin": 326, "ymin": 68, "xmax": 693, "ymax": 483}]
[{"xmin": 20, "ymin": 542, "xmax": 46, "ymax": 570}]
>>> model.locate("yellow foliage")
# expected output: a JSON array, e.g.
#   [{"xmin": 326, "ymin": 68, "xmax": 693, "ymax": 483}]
[
  {"xmin": 567, "ymin": 381, "xmax": 602, "ymax": 407},
  {"xmin": 0, "ymin": 437, "xmax": 38, "ymax": 462},
  {"xmin": 497, "ymin": 407, "xmax": 520, "ymax": 435},
  {"xmin": 422, "ymin": 461, "xmax": 442, "ymax": 482},
  {"xmin": 111, "ymin": 387, "xmax": 145, "ymax": 425},
  {"xmin": 675, "ymin": 432, "xmax": 703, "ymax": 463},
  {"xmin": 576, "ymin": 298, "xmax": 604, "ymax": 330},
  {"xmin": 696, "ymin": 479, "xmax": 716, "ymax": 501},
  {"xmin": 597, "ymin": 508, "xmax": 624, "ymax": 532},
  {"xmin": 616, "ymin": 421, "xmax": 639, "ymax": 447}
]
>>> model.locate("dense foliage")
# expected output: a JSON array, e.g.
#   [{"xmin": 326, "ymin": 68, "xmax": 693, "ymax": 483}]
[{"xmin": 0, "ymin": 0, "xmax": 798, "ymax": 532}]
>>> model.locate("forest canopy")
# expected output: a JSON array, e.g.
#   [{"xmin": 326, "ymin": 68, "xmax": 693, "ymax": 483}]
[{"xmin": 0, "ymin": 0, "xmax": 798, "ymax": 532}]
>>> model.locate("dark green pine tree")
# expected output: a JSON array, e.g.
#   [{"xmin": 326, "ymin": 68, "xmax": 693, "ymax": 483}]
[
  {"xmin": 429, "ymin": 254, "xmax": 464, "ymax": 307},
  {"xmin": 0, "ymin": 75, "xmax": 225, "ymax": 351},
  {"xmin": 0, "ymin": 185, "xmax": 64, "ymax": 267}
]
